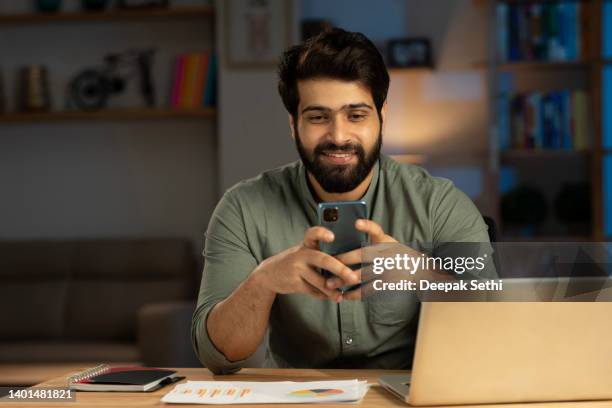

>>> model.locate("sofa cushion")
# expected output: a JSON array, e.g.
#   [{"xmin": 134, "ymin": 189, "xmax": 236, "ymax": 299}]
[
  {"xmin": 0, "ymin": 241, "xmax": 73, "ymax": 340},
  {"xmin": 0, "ymin": 241, "xmax": 74, "ymax": 279},
  {"xmin": 72, "ymin": 239, "xmax": 195, "ymax": 279},
  {"xmin": 0, "ymin": 282, "xmax": 67, "ymax": 340},
  {"xmin": 65, "ymin": 280, "xmax": 189, "ymax": 341},
  {"xmin": 0, "ymin": 238, "xmax": 196, "ymax": 343}
]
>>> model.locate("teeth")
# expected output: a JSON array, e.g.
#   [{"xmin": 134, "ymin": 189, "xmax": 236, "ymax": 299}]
[{"xmin": 326, "ymin": 153, "xmax": 352, "ymax": 158}]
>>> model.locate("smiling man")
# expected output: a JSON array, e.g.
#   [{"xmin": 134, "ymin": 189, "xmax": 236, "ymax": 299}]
[{"xmin": 191, "ymin": 28, "xmax": 492, "ymax": 374}]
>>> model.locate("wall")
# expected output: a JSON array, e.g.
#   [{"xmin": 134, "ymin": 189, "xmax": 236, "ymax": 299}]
[
  {"xmin": 0, "ymin": 1, "xmax": 217, "ymax": 259},
  {"xmin": 216, "ymin": 0, "xmax": 299, "ymax": 192}
]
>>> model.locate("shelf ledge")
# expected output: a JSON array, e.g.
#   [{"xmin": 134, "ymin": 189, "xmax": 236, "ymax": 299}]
[{"xmin": 0, "ymin": 108, "xmax": 216, "ymax": 123}]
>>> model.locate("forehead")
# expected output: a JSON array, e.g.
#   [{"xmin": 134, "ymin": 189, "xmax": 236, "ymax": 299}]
[{"xmin": 297, "ymin": 78, "xmax": 373, "ymax": 110}]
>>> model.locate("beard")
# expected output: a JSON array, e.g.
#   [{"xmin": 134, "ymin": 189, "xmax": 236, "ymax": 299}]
[{"xmin": 295, "ymin": 129, "xmax": 382, "ymax": 194}]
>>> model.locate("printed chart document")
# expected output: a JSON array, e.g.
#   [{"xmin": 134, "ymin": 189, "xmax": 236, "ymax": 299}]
[{"xmin": 161, "ymin": 379, "xmax": 369, "ymax": 404}]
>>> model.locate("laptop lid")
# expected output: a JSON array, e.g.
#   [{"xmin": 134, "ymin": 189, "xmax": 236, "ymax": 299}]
[{"xmin": 409, "ymin": 300, "xmax": 612, "ymax": 406}]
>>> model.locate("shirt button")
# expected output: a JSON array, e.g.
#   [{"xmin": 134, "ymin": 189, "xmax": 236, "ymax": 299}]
[{"xmin": 345, "ymin": 337, "xmax": 353, "ymax": 345}]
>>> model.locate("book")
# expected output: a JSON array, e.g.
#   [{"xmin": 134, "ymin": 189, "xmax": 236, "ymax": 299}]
[
  {"xmin": 203, "ymin": 51, "xmax": 217, "ymax": 107},
  {"xmin": 170, "ymin": 55, "xmax": 186, "ymax": 108},
  {"xmin": 498, "ymin": 1, "xmax": 581, "ymax": 62},
  {"xmin": 169, "ymin": 51, "xmax": 216, "ymax": 109},
  {"xmin": 161, "ymin": 379, "xmax": 369, "ymax": 405},
  {"xmin": 67, "ymin": 364, "xmax": 183, "ymax": 392},
  {"xmin": 193, "ymin": 53, "xmax": 210, "ymax": 107},
  {"xmin": 181, "ymin": 53, "xmax": 201, "ymax": 109},
  {"xmin": 502, "ymin": 89, "xmax": 588, "ymax": 151},
  {"xmin": 497, "ymin": 3, "xmax": 508, "ymax": 63},
  {"xmin": 573, "ymin": 90, "xmax": 589, "ymax": 150}
]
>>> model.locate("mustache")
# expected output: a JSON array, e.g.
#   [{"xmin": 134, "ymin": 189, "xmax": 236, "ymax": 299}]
[{"xmin": 314, "ymin": 142, "xmax": 364, "ymax": 155}]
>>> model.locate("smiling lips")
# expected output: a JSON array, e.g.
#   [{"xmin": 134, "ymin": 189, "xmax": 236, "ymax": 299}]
[{"xmin": 321, "ymin": 150, "xmax": 356, "ymax": 164}]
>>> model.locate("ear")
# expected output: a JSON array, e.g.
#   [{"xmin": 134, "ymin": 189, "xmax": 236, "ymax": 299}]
[
  {"xmin": 380, "ymin": 101, "xmax": 388, "ymax": 123},
  {"xmin": 288, "ymin": 114, "xmax": 296, "ymax": 140},
  {"xmin": 380, "ymin": 101, "xmax": 388, "ymax": 133}
]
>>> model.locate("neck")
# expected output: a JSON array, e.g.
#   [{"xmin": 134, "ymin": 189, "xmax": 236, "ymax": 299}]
[{"xmin": 307, "ymin": 167, "xmax": 375, "ymax": 202}]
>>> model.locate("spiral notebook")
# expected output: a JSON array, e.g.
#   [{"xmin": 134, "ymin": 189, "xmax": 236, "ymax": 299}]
[{"xmin": 67, "ymin": 364, "xmax": 183, "ymax": 392}]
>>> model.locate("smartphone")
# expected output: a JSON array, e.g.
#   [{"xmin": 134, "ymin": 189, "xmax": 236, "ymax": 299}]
[{"xmin": 317, "ymin": 201, "xmax": 368, "ymax": 285}]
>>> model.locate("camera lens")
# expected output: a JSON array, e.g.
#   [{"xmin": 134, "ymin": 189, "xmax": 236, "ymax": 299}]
[{"xmin": 323, "ymin": 208, "xmax": 339, "ymax": 222}]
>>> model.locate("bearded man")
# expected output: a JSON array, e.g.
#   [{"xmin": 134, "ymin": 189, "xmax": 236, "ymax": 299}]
[{"xmin": 191, "ymin": 28, "xmax": 492, "ymax": 374}]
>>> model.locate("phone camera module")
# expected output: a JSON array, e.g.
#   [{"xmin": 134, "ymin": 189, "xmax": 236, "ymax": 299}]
[{"xmin": 323, "ymin": 207, "xmax": 339, "ymax": 222}]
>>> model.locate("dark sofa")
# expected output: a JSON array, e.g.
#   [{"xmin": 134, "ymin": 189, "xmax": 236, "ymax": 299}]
[{"xmin": 0, "ymin": 239, "xmax": 201, "ymax": 373}]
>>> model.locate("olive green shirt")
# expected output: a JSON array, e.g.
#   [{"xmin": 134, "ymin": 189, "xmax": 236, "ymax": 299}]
[{"xmin": 192, "ymin": 155, "xmax": 492, "ymax": 374}]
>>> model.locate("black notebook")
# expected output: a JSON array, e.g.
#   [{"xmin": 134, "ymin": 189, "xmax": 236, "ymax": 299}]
[{"xmin": 68, "ymin": 364, "xmax": 183, "ymax": 392}]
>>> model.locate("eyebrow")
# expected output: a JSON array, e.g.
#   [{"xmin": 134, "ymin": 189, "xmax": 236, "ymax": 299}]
[{"xmin": 301, "ymin": 103, "xmax": 374, "ymax": 114}]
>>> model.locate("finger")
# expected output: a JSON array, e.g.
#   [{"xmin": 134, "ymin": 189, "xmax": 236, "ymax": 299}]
[
  {"xmin": 327, "ymin": 268, "xmax": 362, "ymax": 290},
  {"xmin": 335, "ymin": 247, "xmax": 363, "ymax": 266},
  {"xmin": 304, "ymin": 249, "xmax": 359, "ymax": 285},
  {"xmin": 300, "ymin": 280, "xmax": 327, "ymax": 300},
  {"xmin": 355, "ymin": 219, "xmax": 386, "ymax": 242},
  {"xmin": 301, "ymin": 279, "xmax": 342, "ymax": 302},
  {"xmin": 301, "ymin": 268, "xmax": 341, "ymax": 300},
  {"xmin": 326, "ymin": 276, "xmax": 343, "ymax": 290},
  {"xmin": 342, "ymin": 285, "xmax": 362, "ymax": 300},
  {"xmin": 303, "ymin": 226, "xmax": 334, "ymax": 249}
]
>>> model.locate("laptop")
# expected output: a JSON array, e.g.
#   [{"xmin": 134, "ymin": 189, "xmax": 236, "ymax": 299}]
[{"xmin": 379, "ymin": 290, "xmax": 612, "ymax": 405}]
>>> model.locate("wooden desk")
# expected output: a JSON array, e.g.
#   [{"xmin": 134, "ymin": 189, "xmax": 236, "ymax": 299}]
[
  {"xmin": 2, "ymin": 367, "xmax": 612, "ymax": 407},
  {"xmin": 0, "ymin": 363, "xmax": 133, "ymax": 386}
]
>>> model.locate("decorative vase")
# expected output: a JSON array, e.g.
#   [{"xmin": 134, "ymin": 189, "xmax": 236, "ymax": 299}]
[{"xmin": 17, "ymin": 66, "xmax": 52, "ymax": 113}]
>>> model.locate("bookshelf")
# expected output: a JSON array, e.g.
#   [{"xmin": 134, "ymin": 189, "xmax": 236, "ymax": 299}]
[
  {"xmin": 0, "ymin": 107, "xmax": 215, "ymax": 123},
  {"xmin": 0, "ymin": 5, "xmax": 217, "ymax": 123},
  {"xmin": 485, "ymin": 0, "xmax": 603, "ymax": 241}
]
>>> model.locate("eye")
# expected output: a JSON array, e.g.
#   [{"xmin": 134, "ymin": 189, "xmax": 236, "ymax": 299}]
[
  {"xmin": 308, "ymin": 115, "xmax": 327, "ymax": 123},
  {"xmin": 349, "ymin": 113, "xmax": 367, "ymax": 121}
]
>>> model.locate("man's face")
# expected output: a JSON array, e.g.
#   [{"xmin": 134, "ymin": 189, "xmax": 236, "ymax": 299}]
[{"xmin": 292, "ymin": 78, "xmax": 384, "ymax": 194}]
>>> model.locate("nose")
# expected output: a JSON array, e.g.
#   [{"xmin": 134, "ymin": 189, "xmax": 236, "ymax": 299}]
[{"xmin": 328, "ymin": 115, "xmax": 351, "ymax": 145}]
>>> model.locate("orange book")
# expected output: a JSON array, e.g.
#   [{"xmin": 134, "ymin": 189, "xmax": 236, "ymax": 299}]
[
  {"xmin": 193, "ymin": 52, "xmax": 210, "ymax": 107},
  {"xmin": 180, "ymin": 53, "xmax": 200, "ymax": 109}
]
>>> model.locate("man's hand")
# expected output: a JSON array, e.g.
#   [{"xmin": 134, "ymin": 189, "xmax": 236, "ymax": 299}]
[
  {"xmin": 326, "ymin": 219, "xmax": 407, "ymax": 300},
  {"xmin": 253, "ymin": 226, "xmax": 359, "ymax": 303}
]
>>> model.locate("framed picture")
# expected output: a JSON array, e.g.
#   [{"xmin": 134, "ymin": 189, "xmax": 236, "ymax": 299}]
[
  {"xmin": 224, "ymin": 0, "xmax": 293, "ymax": 68},
  {"xmin": 387, "ymin": 38, "xmax": 433, "ymax": 69}
]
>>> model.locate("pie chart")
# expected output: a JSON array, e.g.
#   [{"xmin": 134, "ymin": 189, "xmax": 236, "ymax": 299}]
[{"xmin": 288, "ymin": 388, "xmax": 344, "ymax": 398}]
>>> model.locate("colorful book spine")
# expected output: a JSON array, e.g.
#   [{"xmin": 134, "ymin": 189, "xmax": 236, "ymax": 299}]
[
  {"xmin": 193, "ymin": 53, "xmax": 210, "ymax": 107},
  {"xmin": 169, "ymin": 51, "xmax": 217, "ymax": 109},
  {"xmin": 572, "ymin": 90, "xmax": 589, "ymax": 150},
  {"xmin": 497, "ymin": 1, "xmax": 581, "ymax": 62},
  {"xmin": 497, "ymin": 3, "xmax": 508, "ymax": 63},
  {"xmin": 501, "ymin": 89, "xmax": 589, "ymax": 150},
  {"xmin": 170, "ymin": 55, "xmax": 186, "ymax": 108},
  {"xmin": 181, "ymin": 54, "xmax": 199, "ymax": 109},
  {"xmin": 498, "ymin": 94, "xmax": 511, "ymax": 151},
  {"xmin": 203, "ymin": 51, "xmax": 217, "ymax": 107},
  {"xmin": 560, "ymin": 90, "xmax": 572, "ymax": 149},
  {"xmin": 508, "ymin": 5, "xmax": 521, "ymax": 61}
]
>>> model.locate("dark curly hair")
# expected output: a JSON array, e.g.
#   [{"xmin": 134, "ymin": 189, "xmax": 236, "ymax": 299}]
[{"xmin": 277, "ymin": 28, "xmax": 389, "ymax": 121}]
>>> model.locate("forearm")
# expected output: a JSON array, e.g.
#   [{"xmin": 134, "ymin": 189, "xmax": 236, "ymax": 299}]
[{"xmin": 206, "ymin": 269, "xmax": 276, "ymax": 362}]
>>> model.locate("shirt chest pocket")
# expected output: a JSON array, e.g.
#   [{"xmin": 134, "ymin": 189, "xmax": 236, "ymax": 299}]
[{"xmin": 366, "ymin": 290, "xmax": 419, "ymax": 326}]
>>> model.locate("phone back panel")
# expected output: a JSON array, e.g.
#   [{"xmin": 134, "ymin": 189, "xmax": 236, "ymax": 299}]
[{"xmin": 317, "ymin": 201, "xmax": 368, "ymax": 255}]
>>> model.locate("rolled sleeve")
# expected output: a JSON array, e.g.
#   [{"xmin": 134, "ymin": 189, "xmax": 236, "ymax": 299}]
[
  {"xmin": 191, "ymin": 189, "xmax": 259, "ymax": 374},
  {"xmin": 191, "ymin": 303, "xmax": 249, "ymax": 374}
]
